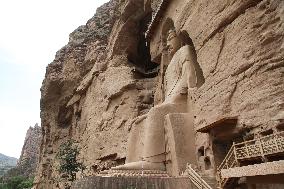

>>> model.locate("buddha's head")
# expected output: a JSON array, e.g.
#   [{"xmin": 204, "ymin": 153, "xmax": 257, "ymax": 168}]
[{"xmin": 166, "ymin": 29, "xmax": 181, "ymax": 57}]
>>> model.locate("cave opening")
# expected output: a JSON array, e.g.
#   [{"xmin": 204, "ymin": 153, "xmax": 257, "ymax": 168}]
[
  {"xmin": 204, "ymin": 156, "xmax": 212, "ymax": 170},
  {"xmin": 197, "ymin": 146, "xmax": 205, "ymax": 158},
  {"xmin": 127, "ymin": 13, "xmax": 159, "ymax": 78}
]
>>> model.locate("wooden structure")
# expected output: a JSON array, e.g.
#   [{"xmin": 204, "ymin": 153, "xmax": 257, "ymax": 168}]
[{"xmin": 217, "ymin": 131, "xmax": 284, "ymax": 188}]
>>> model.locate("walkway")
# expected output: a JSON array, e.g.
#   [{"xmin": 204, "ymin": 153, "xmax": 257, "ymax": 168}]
[{"xmin": 217, "ymin": 131, "xmax": 284, "ymax": 188}]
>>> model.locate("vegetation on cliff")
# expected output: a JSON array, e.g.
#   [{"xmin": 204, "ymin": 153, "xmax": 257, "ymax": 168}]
[
  {"xmin": 0, "ymin": 176, "xmax": 33, "ymax": 189},
  {"xmin": 56, "ymin": 140, "xmax": 86, "ymax": 188},
  {"xmin": 0, "ymin": 125, "xmax": 41, "ymax": 189}
]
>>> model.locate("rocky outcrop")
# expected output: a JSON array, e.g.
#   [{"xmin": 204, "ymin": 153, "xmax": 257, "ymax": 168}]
[
  {"xmin": 1, "ymin": 125, "xmax": 41, "ymax": 180},
  {"xmin": 17, "ymin": 124, "xmax": 42, "ymax": 178},
  {"xmin": 35, "ymin": 0, "xmax": 284, "ymax": 188},
  {"xmin": 35, "ymin": 0, "xmax": 157, "ymax": 188}
]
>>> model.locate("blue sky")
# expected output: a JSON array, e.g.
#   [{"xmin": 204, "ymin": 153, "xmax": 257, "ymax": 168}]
[{"xmin": 0, "ymin": 0, "xmax": 109, "ymax": 158}]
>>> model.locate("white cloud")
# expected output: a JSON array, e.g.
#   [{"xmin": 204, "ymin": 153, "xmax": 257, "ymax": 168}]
[{"xmin": 0, "ymin": 0, "xmax": 110, "ymax": 158}]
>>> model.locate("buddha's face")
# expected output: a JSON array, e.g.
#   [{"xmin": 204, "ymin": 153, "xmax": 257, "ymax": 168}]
[{"xmin": 166, "ymin": 31, "xmax": 181, "ymax": 57}]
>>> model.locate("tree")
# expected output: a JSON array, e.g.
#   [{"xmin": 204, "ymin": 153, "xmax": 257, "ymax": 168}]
[
  {"xmin": 56, "ymin": 140, "xmax": 85, "ymax": 188},
  {"xmin": 0, "ymin": 176, "xmax": 33, "ymax": 189},
  {"xmin": 16, "ymin": 177, "xmax": 33, "ymax": 189}
]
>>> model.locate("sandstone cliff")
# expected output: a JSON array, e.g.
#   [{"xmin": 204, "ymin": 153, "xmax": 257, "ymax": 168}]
[
  {"xmin": 4, "ymin": 124, "xmax": 42, "ymax": 178},
  {"xmin": 146, "ymin": 0, "xmax": 284, "ymax": 182},
  {"xmin": 17, "ymin": 124, "xmax": 42, "ymax": 178},
  {"xmin": 35, "ymin": 0, "xmax": 284, "ymax": 188},
  {"xmin": 35, "ymin": 0, "xmax": 157, "ymax": 188}
]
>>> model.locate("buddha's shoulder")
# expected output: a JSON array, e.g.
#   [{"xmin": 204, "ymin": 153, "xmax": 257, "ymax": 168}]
[
  {"xmin": 172, "ymin": 45, "xmax": 190, "ymax": 58},
  {"xmin": 172, "ymin": 45, "xmax": 192, "ymax": 61},
  {"xmin": 180, "ymin": 44, "xmax": 191, "ymax": 50}
]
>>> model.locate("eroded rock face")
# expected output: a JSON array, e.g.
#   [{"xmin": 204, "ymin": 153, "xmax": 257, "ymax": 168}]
[
  {"xmin": 35, "ymin": 0, "xmax": 156, "ymax": 188},
  {"xmin": 17, "ymin": 124, "xmax": 42, "ymax": 178},
  {"xmin": 35, "ymin": 0, "xmax": 284, "ymax": 188},
  {"xmin": 145, "ymin": 1, "xmax": 284, "ymax": 183}
]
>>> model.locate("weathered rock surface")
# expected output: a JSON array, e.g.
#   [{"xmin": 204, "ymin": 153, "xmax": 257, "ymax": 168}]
[
  {"xmin": 4, "ymin": 124, "xmax": 42, "ymax": 178},
  {"xmin": 35, "ymin": 0, "xmax": 284, "ymax": 188},
  {"xmin": 35, "ymin": 0, "xmax": 156, "ymax": 188},
  {"xmin": 148, "ymin": 0, "xmax": 284, "ymax": 176},
  {"xmin": 17, "ymin": 124, "xmax": 42, "ymax": 178}
]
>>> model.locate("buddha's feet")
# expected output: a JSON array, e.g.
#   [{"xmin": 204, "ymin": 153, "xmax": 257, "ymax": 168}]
[{"xmin": 111, "ymin": 161, "xmax": 166, "ymax": 171}]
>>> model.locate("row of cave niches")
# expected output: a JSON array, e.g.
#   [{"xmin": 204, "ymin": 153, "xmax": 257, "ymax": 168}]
[{"xmin": 71, "ymin": 176, "xmax": 196, "ymax": 189}]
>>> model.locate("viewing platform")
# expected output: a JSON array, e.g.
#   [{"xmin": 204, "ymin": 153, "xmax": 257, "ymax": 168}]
[{"xmin": 217, "ymin": 131, "xmax": 284, "ymax": 188}]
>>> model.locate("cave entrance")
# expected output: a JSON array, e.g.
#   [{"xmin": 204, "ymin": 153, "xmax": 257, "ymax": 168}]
[
  {"xmin": 212, "ymin": 139, "xmax": 233, "ymax": 167},
  {"xmin": 127, "ymin": 13, "xmax": 158, "ymax": 78},
  {"xmin": 197, "ymin": 117, "xmax": 242, "ymax": 168},
  {"xmin": 204, "ymin": 156, "xmax": 213, "ymax": 170}
]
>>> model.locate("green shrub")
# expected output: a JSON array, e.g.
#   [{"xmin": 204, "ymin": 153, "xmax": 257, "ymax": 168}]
[
  {"xmin": 0, "ymin": 176, "xmax": 33, "ymax": 189},
  {"xmin": 17, "ymin": 178, "xmax": 33, "ymax": 189},
  {"xmin": 57, "ymin": 140, "xmax": 85, "ymax": 185}
]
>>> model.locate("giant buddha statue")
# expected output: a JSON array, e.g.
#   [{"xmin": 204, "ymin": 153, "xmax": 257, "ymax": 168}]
[{"xmin": 112, "ymin": 29, "xmax": 202, "ymax": 171}]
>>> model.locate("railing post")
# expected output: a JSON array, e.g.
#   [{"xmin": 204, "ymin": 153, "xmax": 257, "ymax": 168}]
[
  {"xmin": 275, "ymin": 134, "xmax": 279, "ymax": 152},
  {"xmin": 232, "ymin": 142, "xmax": 240, "ymax": 167},
  {"xmin": 216, "ymin": 132, "xmax": 284, "ymax": 189},
  {"xmin": 245, "ymin": 143, "xmax": 249, "ymax": 158},
  {"xmin": 258, "ymin": 137, "xmax": 267, "ymax": 162},
  {"xmin": 225, "ymin": 159, "xmax": 228, "ymax": 169}
]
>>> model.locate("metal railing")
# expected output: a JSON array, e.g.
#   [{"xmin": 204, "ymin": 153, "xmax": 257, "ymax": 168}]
[
  {"xmin": 185, "ymin": 164, "xmax": 212, "ymax": 189},
  {"xmin": 217, "ymin": 131, "xmax": 284, "ymax": 188}
]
